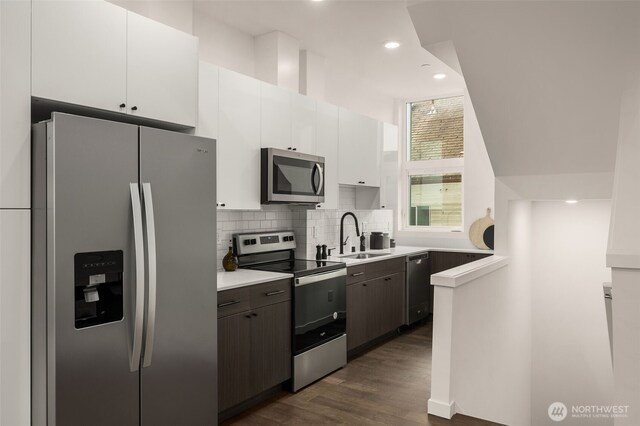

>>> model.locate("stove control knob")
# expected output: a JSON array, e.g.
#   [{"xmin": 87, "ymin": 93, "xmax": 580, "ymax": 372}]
[
  {"xmin": 251, "ymin": 239, "xmax": 257, "ymax": 245},
  {"xmin": 290, "ymin": 235, "xmax": 294, "ymax": 241},
  {"xmin": 243, "ymin": 239, "xmax": 251, "ymax": 245}
]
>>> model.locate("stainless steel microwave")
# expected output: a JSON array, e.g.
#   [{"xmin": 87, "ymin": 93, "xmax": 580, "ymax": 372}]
[{"xmin": 261, "ymin": 148, "xmax": 325, "ymax": 204}]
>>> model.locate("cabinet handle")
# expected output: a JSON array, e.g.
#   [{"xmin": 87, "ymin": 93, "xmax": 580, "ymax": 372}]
[
  {"xmin": 381, "ymin": 205, "xmax": 386, "ymax": 209},
  {"xmin": 245, "ymin": 315, "xmax": 252, "ymax": 319},
  {"xmin": 352, "ymin": 272, "xmax": 364, "ymax": 277},
  {"xmin": 287, "ymin": 147, "xmax": 292, "ymax": 150},
  {"xmin": 218, "ymin": 300, "xmax": 240, "ymax": 308},
  {"xmin": 119, "ymin": 103, "xmax": 126, "ymax": 108},
  {"xmin": 251, "ymin": 313, "xmax": 258, "ymax": 317},
  {"xmin": 221, "ymin": 203, "xmax": 226, "ymax": 207},
  {"xmin": 266, "ymin": 290, "xmax": 285, "ymax": 297},
  {"xmin": 362, "ymin": 283, "xmax": 367, "ymax": 287},
  {"xmin": 292, "ymin": 148, "xmax": 297, "ymax": 151},
  {"xmin": 131, "ymin": 106, "xmax": 138, "ymax": 111}
]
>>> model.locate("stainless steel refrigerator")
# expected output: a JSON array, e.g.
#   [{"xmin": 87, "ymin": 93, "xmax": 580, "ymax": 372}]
[{"xmin": 31, "ymin": 113, "xmax": 217, "ymax": 425}]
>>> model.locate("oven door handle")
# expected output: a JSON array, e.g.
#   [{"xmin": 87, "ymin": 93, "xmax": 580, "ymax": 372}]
[{"xmin": 295, "ymin": 268, "xmax": 346, "ymax": 287}]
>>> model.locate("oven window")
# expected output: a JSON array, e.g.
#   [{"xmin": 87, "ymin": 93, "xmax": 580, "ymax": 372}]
[
  {"xmin": 273, "ymin": 155, "xmax": 323, "ymax": 196},
  {"xmin": 294, "ymin": 274, "xmax": 346, "ymax": 354}
]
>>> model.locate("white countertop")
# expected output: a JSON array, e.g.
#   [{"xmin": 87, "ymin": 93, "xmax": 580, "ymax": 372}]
[
  {"xmin": 217, "ymin": 246, "xmax": 493, "ymax": 290},
  {"xmin": 326, "ymin": 245, "xmax": 493, "ymax": 266},
  {"xmin": 217, "ymin": 269, "xmax": 293, "ymax": 291}
]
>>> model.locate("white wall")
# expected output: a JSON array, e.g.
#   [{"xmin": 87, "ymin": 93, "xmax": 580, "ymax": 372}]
[
  {"xmin": 193, "ymin": 12, "xmax": 256, "ymax": 78},
  {"xmin": 435, "ymin": 199, "xmax": 532, "ymax": 425},
  {"xmin": 531, "ymin": 200, "xmax": 613, "ymax": 426},
  {"xmin": 395, "ymin": 90, "xmax": 495, "ymax": 250},
  {"xmin": 107, "ymin": 0, "xmax": 193, "ymax": 34}
]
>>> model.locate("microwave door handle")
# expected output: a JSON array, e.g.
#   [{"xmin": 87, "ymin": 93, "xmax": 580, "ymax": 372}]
[{"xmin": 314, "ymin": 163, "xmax": 324, "ymax": 195}]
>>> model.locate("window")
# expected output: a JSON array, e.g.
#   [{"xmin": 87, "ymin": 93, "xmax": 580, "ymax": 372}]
[{"xmin": 402, "ymin": 96, "xmax": 464, "ymax": 230}]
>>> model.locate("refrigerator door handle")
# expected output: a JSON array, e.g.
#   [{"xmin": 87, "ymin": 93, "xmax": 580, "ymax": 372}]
[
  {"xmin": 142, "ymin": 183, "xmax": 157, "ymax": 368},
  {"xmin": 130, "ymin": 183, "xmax": 145, "ymax": 372}
]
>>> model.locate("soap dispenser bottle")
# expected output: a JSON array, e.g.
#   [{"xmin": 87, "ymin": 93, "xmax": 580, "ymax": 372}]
[
  {"xmin": 321, "ymin": 244, "xmax": 328, "ymax": 259},
  {"xmin": 360, "ymin": 232, "xmax": 366, "ymax": 252},
  {"xmin": 316, "ymin": 245, "xmax": 322, "ymax": 260}
]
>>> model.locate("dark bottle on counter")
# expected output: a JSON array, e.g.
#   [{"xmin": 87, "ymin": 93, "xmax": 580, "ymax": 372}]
[
  {"xmin": 360, "ymin": 232, "xmax": 366, "ymax": 252},
  {"xmin": 222, "ymin": 241, "xmax": 238, "ymax": 272},
  {"xmin": 321, "ymin": 244, "xmax": 327, "ymax": 259},
  {"xmin": 316, "ymin": 245, "xmax": 322, "ymax": 260}
]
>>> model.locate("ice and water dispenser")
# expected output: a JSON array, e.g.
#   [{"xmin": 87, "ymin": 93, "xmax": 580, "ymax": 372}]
[{"xmin": 74, "ymin": 251, "xmax": 124, "ymax": 329}]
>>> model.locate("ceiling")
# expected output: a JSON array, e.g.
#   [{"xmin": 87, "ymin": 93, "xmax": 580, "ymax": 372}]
[
  {"xmin": 408, "ymin": 1, "xmax": 640, "ymax": 178},
  {"xmin": 193, "ymin": 0, "xmax": 465, "ymax": 100}
]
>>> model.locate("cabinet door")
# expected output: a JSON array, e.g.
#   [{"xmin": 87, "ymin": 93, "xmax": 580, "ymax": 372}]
[
  {"xmin": 381, "ymin": 273, "xmax": 405, "ymax": 334},
  {"xmin": 292, "ymin": 93, "xmax": 316, "ymax": 154},
  {"xmin": 218, "ymin": 312, "xmax": 252, "ymax": 412},
  {"xmin": 360, "ymin": 116, "xmax": 382, "ymax": 187},
  {"xmin": 366, "ymin": 277, "xmax": 386, "ymax": 340},
  {"xmin": 338, "ymin": 108, "xmax": 362, "ymax": 186},
  {"xmin": 218, "ymin": 69, "xmax": 261, "ymax": 210},
  {"xmin": 339, "ymin": 109, "xmax": 381, "ymax": 187},
  {"xmin": 0, "ymin": 210, "xmax": 30, "ymax": 426},
  {"xmin": 32, "ymin": 0, "xmax": 127, "ymax": 113},
  {"xmin": 379, "ymin": 123, "xmax": 399, "ymax": 210},
  {"xmin": 197, "ymin": 62, "xmax": 219, "ymax": 140},
  {"xmin": 346, "ymin": 282, "xmax": 370, "ymax": 351},
  {"xmin": 315, "ymin": 102, "xmax": 339, "ymax": 210},
  {"xmin": 127, "ymin": 12, "xmax": 198, "ymax": 127},
  {"xmin": 250, "ymin": 302, "xmax": 292, "ymax": 394},
  {"xmin": 260, "ymin": 83, "xmax": 292, "ymax": 150}
]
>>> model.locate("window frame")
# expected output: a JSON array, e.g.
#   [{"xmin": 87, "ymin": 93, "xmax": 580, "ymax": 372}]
[{"xmin": 399, "ymin": 94, "xmax": 465, "ymax": 234}]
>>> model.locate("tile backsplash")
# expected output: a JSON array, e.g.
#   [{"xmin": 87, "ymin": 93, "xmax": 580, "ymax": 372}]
[
  {"xmin": 216, "ymin": 186, "xmax": 394, "ymax": 269},
  {"xmin": 296, "ymin": 186, "xmax": 394, "ymax": 259}
]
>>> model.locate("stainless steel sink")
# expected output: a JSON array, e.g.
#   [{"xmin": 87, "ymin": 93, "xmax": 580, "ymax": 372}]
[{"xmin": 341, "ymin": 253, "xmax": 388, "ymax": 260}]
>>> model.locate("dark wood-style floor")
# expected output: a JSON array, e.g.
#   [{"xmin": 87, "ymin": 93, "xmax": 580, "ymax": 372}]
[{"xmin": 223, "ymin": 322, "xmax": 501, "ymax": 425}]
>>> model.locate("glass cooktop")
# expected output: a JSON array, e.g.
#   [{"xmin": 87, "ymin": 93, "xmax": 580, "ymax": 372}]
[{"xmin": 244, "ymin": 259, "xmax": 345, "ymax": 277}]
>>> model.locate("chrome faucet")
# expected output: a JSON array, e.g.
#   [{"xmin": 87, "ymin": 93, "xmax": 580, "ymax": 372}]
[{"xmin": 339, "ymin": 212, "xmax": 360, "ymax": 254}]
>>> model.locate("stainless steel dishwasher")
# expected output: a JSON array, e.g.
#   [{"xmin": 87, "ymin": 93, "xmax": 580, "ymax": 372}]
[{"xmin": 406, "ymin": 252, "xmax": 431, "ymax": 325}]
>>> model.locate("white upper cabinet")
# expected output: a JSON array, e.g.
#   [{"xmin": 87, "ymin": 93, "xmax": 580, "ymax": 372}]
[
  {"xmin": 218, "ymin": 69, "xmax": 261, "ymax": 210},
  {"xmin": 315, "ymin": 101, "xmax": 339, "ymax": 210},
  {"xmin": 32, "ymin": 0, "xmax": 127, "ymax": 113},
  {"xmin": 260, "ymin": 83, "xmax": 292, "ymax": 150},
  {"xmin": 338, "ymin": 108, "xmax": 381, "ymax": 187},
  {"xmin": 32, "ymin": 1, "xmax": 198, "ymax": 127},
  {"xmin": 126, "ymin": 12, "xmax": 198, "ymax": 127},
  {"xmin": 292, "ymin": 93, "xmax": 317, "ymax": 155},
  {"xmin": 197, "ymin": 62, "xmax": 219, "ymax": 140}
]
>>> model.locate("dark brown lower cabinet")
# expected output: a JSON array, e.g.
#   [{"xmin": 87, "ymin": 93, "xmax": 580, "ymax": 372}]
[
  {"xmin": 250, "ymin": 303, "xmax": 291, "ymax": 394},
  {"xmin": 218, "ymin": 313, "xmax": 252, "ymax": 411},
  {"xmin": 346, "ymin": 272, "xmax": 405, "ymax": 351},
  {"xmin": 218, "ymin": 300, "xmax": 291, "ymax": 412},
  {"xmin": 430, "ymin": 251, "xmax": 492, "ymax": 274}
]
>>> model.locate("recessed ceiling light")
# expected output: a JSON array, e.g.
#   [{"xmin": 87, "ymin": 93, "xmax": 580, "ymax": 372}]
[
  {"xmin": 421, "ymin": 63, "xmax": 431, "ymax": 67},
  {"xmin": 311, "ymin": 0, "xmax": 324, "ymax": 2},
  {"xmin": 433, "ymin": 73, "xmax": 447, "ymax": 80},
  {"xmin": 565, "ymin": 199, "xmax": 579, "ymax": 204},
  {"xmin": 384, "ymin": 41, "xmax": 400, "ymax": 49}
]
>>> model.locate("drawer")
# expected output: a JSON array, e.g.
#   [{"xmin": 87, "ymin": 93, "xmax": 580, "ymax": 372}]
[
  {"xmin": 217, "ymin": 287, "xmax": 251, "ymax": 318},
  {"xmin": 250, "ymin": 279, "xmax": 292, "ymax": 309},
  {"xmin": 366, "ymin": 257, "xmax": 405, "ymax": 279},
  {"xmin": 346, "ymin": 264, "xmax": 367, "ymax": 285}
]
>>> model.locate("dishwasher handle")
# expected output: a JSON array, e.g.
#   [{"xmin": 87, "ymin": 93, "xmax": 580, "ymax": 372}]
[{"xmin": 408, "ymin": 253, "xmax": 429, "ymax": 262}]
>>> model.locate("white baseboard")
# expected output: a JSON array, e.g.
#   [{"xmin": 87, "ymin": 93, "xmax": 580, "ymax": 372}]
[{"xmin": 428, "ymin": 398, "xmax": 456, "ymax": 419}]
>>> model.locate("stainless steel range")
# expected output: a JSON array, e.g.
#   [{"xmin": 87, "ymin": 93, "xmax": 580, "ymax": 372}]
[{"xmin": 233, "ymin": 230, "xmax": 347, "ymax": 392}]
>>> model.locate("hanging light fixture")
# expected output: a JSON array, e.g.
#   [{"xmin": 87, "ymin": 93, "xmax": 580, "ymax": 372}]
[{"xmin": 427, "ymin": 100, "xmax": 437, "ymax": 115}]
